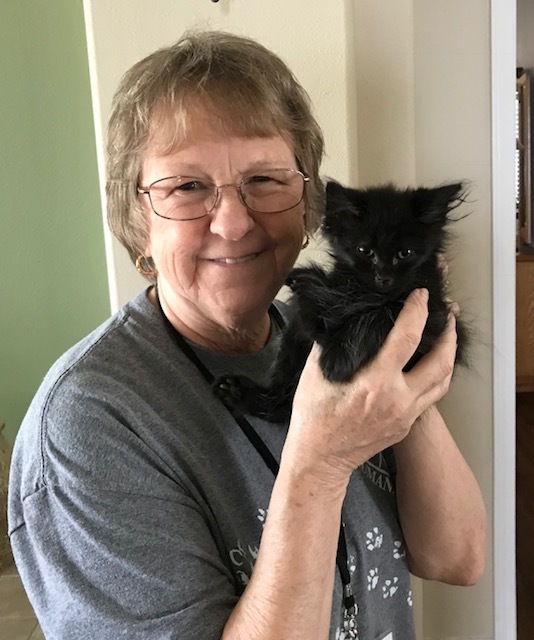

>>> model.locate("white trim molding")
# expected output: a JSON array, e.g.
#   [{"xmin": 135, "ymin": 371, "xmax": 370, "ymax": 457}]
[{"xmin": 491, "ymin": 0, "xmax": 517, "ymax": 637}]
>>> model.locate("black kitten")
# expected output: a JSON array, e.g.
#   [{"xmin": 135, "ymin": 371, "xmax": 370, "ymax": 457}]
[{"xmin": 214, "ymin": 180, "xmax": 469, "ymax": 423}]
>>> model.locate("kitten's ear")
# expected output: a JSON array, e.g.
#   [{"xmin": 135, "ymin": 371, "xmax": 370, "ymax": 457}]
[
  {"xmin": 323, "ymin": 180, "xmax": 359, "ymax": 237},
  {"xmin": 414, "ymin": 182, "xmax": 466, "ymax": 223},
  {"xmin": 325, "ymin": 180, "xmax": 350, "ymax": 205},
  {"xmin": 325, "ymin": 180, "xmax": 365, "ymax": 215}
]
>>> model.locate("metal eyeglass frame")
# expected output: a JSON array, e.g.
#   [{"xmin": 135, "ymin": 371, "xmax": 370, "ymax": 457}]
[{"xmin": 137, "ymin": 168, "xmax": 309, "ymax": 221}]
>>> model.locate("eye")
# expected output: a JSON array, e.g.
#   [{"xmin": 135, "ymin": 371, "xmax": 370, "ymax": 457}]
[
  {"xmin": 357, "ymin": 247, "xmax": 375, "ymax": 258},
  {"xmin": 244, "ymin": 169, "xmax": 294, "ymax": 188},
  {"xmin": 175, "ymin": 179, "xmax": 209, "ymax": 193},
  {"xmin": 150, "ymin": 177, "xmax": 212, "ymax": 200},
  {"xmin": 247, "ymin": 174, "xmax": 276, "ymax": 184},
  {"xmin": 397, "ymin": 249, "xmax": 414, "ymax": 260},
  {"xmin": 244, "ymin": 173, "xmax": 285, "ymax": 191}
]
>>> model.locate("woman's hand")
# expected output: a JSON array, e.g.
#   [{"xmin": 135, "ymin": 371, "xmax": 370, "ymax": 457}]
[{"xmin": 283, "ymin": 288, "xmax": 458, "ymax": 485}]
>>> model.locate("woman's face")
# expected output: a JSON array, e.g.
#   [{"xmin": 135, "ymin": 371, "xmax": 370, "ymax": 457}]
[{"xmin": 139, "ymin": 116, "xmax": 306, "ymax": 331}]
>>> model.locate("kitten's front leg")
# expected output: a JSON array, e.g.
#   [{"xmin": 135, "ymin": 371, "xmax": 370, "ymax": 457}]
[
  {"xmin": 286, "ymin": 266, "xmax": 328, "ymax": 290},
  {"xmin": 287, "ymin": 266, "xmax": 333, "ymax": 339},
  {"xmin": 213, "ymin": 321, "xmax": 312, "ymax": 423},
  {"xmin": 213, "ymin": 374, "xmax": 262, "ymax": 416},
  {"xmin": 213, "ymin": 375, "xmax": 294, "ymax": 422}
]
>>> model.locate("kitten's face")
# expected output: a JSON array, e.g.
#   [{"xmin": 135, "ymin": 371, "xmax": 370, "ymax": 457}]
[
  {"xmin": 349, "ymin": 230, "xmax": 428, "ymax": 292},
  {"xmin": 323, "ymin": 182, "xmax": 463, "ymax": 293}
]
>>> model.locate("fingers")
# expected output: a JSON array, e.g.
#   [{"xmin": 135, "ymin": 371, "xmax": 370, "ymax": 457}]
[
  {"xmin": 291, "ymin": 302, "xmax": 458, "ymax": 476},
  {"xmin": 303, "ymin": 290, "xmax": 457, "ymax": 414},
  {"xmin": 406, "ymin": 312, "xmax": 457, "ymax": 405},
  {"xmin": 438, "ymin": 253, "xmax": 451, "ymax": 293},
  {"xmin": 375, "ymin": 289, "xmax": 429, "ymax": 371},
  {"xmin": 299, "ymin": 343, "xmax": 322, "ymax": 382},
  {"xmin": 449, "ymin": 301, "xmax": 460, "ymax": 317}
]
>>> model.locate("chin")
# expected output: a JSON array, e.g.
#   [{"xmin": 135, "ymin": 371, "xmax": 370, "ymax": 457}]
[{"xmin": 209, "ymin": 289, "xmax": 272, "ymax": 321}]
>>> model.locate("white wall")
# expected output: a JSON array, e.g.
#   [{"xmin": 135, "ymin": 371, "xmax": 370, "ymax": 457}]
[
  {"xmin": 353, "ymin": 0, "xmax": 416, "ymax": 186},
  {"xmin": 84, "ymin": 1, "xmax": 517, "ymax": 637},
  {"xmin": 349, "ymin": 2, "xmax": 501, "ymax": 638},
  {"xmin": 413, "ymin": 2, "xmax": 495, "ymax": 638}
]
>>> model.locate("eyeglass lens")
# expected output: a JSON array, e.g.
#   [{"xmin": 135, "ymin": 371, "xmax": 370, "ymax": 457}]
[{"xmin": 147, "ymin": 169, "xmax": 305, "ymax": 220}]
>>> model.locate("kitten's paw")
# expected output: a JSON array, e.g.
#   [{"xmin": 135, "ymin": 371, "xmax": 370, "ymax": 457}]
[
  {"xmin": 213, "ymin": 375, "xmax": 247, "ymax": 414},
  {"xmin": 285, "ymin": 267, "xmax": 308, "ymax": 289}
]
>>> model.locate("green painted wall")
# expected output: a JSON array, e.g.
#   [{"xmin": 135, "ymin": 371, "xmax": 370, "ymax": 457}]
[{"xmin": 0, "ymin": 1, "xmax": 110, "ymax": 443}]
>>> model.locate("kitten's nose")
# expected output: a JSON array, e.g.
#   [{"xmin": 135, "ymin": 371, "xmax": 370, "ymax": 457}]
[{"xmin": 375, "ymin": 274, "xmax": 394, "ymax": 288}]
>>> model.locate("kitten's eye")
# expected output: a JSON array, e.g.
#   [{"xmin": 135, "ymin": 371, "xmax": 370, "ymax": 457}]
[
  {"xmin": 397, "ymin": 249, "xmax": 414, "ymax": 260},
  {"xmin": 357, "ymin": 247, "xmax": 374, "ymax": 258}
]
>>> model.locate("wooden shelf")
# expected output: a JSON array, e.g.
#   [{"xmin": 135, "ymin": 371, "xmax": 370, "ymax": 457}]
[{"xmin": 517, "ymin": 255, "xmax": 534, "ymax": 391}]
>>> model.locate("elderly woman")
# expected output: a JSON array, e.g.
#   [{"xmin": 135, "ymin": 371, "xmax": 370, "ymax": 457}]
[{"xmin": 8, "ymin": 31, "xmax": 486, "ymax": 640}]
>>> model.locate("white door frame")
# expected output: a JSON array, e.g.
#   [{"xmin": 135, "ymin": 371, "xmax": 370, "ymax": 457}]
[{"xmin": 491, "ymin": 0, "xmax": 517, "ymax": 637}]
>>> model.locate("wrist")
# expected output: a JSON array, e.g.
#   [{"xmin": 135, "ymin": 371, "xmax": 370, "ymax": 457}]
[
  {"xmin": 279, "ymin": 446, "xmax": 352, "ymax": 501},
  {"xmin": 393, "ymin": 404, "xmax": 441, "ymax": 460}
]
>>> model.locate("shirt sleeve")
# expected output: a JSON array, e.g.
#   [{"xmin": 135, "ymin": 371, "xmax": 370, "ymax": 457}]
[{"xmin": 9, "ymin": 378, "xmax": 239, "ymax": 640}]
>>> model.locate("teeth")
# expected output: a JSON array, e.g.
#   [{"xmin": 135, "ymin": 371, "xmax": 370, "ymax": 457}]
[{"xmin": 214, "ymin": 254, "xmax": 257, "ymax": 264}]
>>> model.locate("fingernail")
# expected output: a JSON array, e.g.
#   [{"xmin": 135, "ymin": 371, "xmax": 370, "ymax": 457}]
[{"xmin": 418, "ymin": 287, "xmax": 429, "ymax": 302}]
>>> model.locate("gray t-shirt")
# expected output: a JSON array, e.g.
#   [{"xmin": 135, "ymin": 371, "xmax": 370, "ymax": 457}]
[{"xmin": 8, "ymin": 290, "xmax": 415, "ymax": 639}]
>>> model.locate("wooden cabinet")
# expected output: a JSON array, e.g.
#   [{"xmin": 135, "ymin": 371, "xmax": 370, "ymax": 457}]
[{"xmin": 517, "ymin": 252, "xmax": 534, "ymax": 391}]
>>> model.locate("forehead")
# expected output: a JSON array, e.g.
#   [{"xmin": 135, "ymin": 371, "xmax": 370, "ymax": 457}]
[
  {"xmin": 141, "ymin": 106, "xmax": 296, "ymax": 179},
  {"xmin": 146, "ymin": 98, "xmax": 289, "ymax": 154}
]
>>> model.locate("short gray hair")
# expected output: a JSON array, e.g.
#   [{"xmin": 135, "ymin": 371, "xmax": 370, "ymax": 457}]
[{"xmin": 106, "ymin": 30, "xmax": 325, "ymax": 269}]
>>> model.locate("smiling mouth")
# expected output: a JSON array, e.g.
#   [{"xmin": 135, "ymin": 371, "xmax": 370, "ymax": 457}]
[{"xmin": 208, "ymin": 253, "xmax": 260, "ymax": 265}]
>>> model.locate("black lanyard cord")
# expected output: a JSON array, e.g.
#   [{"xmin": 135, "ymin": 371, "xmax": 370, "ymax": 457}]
[{"xmin": 155, "ymin": 292, "xmax": 357, "ymax": 634}]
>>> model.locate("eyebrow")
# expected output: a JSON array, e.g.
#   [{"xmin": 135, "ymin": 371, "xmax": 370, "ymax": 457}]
[{"xmin": 160, "ymin": 160, "xmax": 294, "ymax": 175}]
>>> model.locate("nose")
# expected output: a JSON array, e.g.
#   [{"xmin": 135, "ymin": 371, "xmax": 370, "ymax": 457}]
[
  {"xmin": 208, "ymin": 185, "xmax": 255, "ymax": 241},
  {"xmin": 374, "ymin": 274, "xmax": 394, "ymax": 288}
]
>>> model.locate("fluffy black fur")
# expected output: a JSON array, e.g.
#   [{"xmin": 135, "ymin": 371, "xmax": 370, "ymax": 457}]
[{"xmin": 214, "ymin": 180, "xmax": 469, "ymax": 423}]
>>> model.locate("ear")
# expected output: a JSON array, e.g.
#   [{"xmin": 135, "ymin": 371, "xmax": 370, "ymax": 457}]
[
  {"xmin": 324, "ymin": 181, "xmax": 350, "ymax": 226},
  {"xmin": 323, "ymin": 181, "xmax": 362, "ymax": 239},
  {"xmin": 325, "ymin": 180, "xmax": 367, "ymax": 215},
  {"xmin": 325, "ymin": 180, "xmax": 350, "ymax": 205},
  {"xmin": 414, "ymin": 182, "xmax": 465, "ymax": 223}
]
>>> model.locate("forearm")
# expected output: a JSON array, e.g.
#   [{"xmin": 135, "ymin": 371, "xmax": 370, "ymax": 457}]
[
  {"xmin": 393, "ymin": 405, "xmax": 487, "ymax": 584},
  {"xmin": 222, "ymin": 457, "xmax": 348, "ymax": 640}
]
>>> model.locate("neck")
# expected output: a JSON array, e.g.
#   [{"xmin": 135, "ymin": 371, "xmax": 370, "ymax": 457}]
[{"xmin": 147, "ymin": 287, "xmax": 272, "ymax": 354}]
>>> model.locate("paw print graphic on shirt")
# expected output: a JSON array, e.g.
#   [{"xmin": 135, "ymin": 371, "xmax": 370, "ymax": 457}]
[
  {"xmin": 256, "ymin": 508, "xmax": 267, "ymax": 526},
  {"xmin": 382, "ymin": 577, "xmax": 399, "ymax": 598},
  {"xmin": 365, "ymin": 527, "xmax": 383, "ymax": 551},
  {"xmin": 348, "ymin": 555, "xmax": 356, "ymax": 574},
  {"xmin": 393, "ymin": 540, "xmax": 406, "ymax": 559},
  {"xmin": 367, "ymin": 568, "xmax": 379, "ymax": 591},
  {"xmin": 229, "ymin": 539, "xmax": 259, "ymax": 586},
  {"xmin": 235, "ymin": 570, "xmax": 249, "ymax": 586},
  {"xmin": 407, "ymin": 589, "xmax": 413, "ymax": 607}
]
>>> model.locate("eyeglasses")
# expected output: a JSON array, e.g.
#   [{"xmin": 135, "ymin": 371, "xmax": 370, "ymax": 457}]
[{"xmin": 137, "ymin": 168, "xmax": 309, "ymax": 221}]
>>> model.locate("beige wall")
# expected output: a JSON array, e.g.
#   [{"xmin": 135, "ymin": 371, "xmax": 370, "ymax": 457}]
[
  {"xmin": 351, "ymin": 1, "xmax": 496, "ymax": 637},
  {"xmin": 413, "ymin": 2, "xmax": 494, "ymax": 637},
  {"xmin": 84, "ymin": 1, "xmax": 514, "ymax": 637},
  {"xmin": 353, "ymin": 0, "xmax": 416, "ymax": 186}
]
